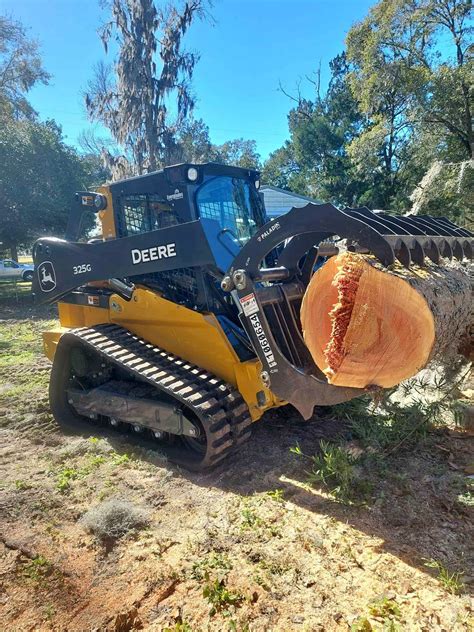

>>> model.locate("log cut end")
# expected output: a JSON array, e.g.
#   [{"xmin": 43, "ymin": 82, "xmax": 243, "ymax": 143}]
[{"xmin": 301, "ymin": 252, "xmax": 439, "ymax": 389}]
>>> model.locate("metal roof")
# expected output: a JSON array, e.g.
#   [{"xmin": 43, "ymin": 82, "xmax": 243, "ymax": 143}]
[{"xmin": 260, "ymin": 185, "xmax": 321, "ymax": 217}]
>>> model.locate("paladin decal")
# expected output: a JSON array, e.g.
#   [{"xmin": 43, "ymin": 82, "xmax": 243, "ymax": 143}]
[
  {"xmin": 131, "ymin": 243, "xmax": 177, "ymax": 264},
  {"xmin": 249, "ymin": 313, "xmax": 277, "ymax": 369},
  {"xmin": 257, "ymin": 221, "xmax": 280, "ymax": 242},
  {"xmin": 37, "ymin": 261, "xmax": 57, "ymax": 293}
]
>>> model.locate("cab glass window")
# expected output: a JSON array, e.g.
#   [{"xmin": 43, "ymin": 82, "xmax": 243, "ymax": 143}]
[{"xmin": 196, "ymin": 176, "xmax": 265, "ymax": 245}]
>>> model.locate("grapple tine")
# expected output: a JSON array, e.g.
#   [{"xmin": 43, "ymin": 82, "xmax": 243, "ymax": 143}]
[
  {"xmin": 425, "ymin": 239, "xmax": 441, "ymax": 264},
  {"xmin": 395, "ymin": 239, "xmax": 411, "ymax": 267},
  {"xmin": 432, "ymin": 216, "xmax": 473, "ymax": 237},
  {"xmin": 463, "ymin": 240, "xmax": 473, "ymax": 260},
  {"xmin": 402, "ymin": 215, "xmax": 443, "ymax": 235},
  {"xmin": 453, "ymin": 241, "xmax": 464, "ymax": 261},
  {"xmin": 354, "ymin": 209, "xmax": 473, "ymax": 264},
  {"xmin": 440, "ymin": 239, "xmax": 453, "ymax": 259},
  {"xmin": 411, "ymin": 239, "xmax": 426, "ymax": 266},
  {"xmin": 379, "ymin": 213, "xmax": 428, "ymax": 236}
]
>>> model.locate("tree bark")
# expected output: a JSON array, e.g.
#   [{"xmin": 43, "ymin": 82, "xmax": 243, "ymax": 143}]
[
  {"xmin": 10, "ymin": 244, "xmax": 18, "ymax": 262},
  {"xmin": 300, "ymin": 252, "xmax": 472, "ymax": 389}
]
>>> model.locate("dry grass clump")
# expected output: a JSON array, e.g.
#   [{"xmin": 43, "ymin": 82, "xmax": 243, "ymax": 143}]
[{"xmin": 80, "ymin": 499, "xmax": 150, "ymax": 540}]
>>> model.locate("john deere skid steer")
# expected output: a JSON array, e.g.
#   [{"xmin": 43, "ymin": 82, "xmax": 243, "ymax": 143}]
[{"xmin": 32, "ymin": 163, "xmax": 473, "ymax": 469}]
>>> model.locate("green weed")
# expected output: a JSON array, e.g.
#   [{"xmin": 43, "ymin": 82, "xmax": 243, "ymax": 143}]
[
  {"xmin": 43, "ymin": 604, "xmax": 56, "ymax": 621},
  {"xmin": 266, "ymin": 488, "xmax": 285, "ymax": 503},
  {"xmin": 15, "ymin": 479, "xmax": 32, "ymax": 491},
  {"xmin": 294, "ymin": 440, "xmax": 371, "ymax": 504},
  {"xmin": 350, "ymin": 618, "xmax": 373, "ymax": 632},
  {"xmin": 240, "ymin": 506, "xmax": 263, "ymax": 529},
  {"xmin": 22, "ymin": 555, "xmax": 52, "ymax": 582},
  {"xmin": 351, "ymin": 596, "xmax": 402, "ymax": 631},
  {"xmin": 191, "ymin": 552, "xmax": 232, "ymax": 581},
  {"xmin": 110, "ymin": 452, "xmax": 131, "ymax": 466},
  {"xmin": 202, "ymin": 572, "xmax": 244, "ymax": 615},
  {"xmin": 80, "ymin": 454, "xmax": 107, "ymax": 474},
  {"xmin": 56, "ymin": 467, "xmax": 79, "ymax": 492},
  {"xmin": 368, "ymin": 596, "xmax": 401, "ymax": 619},
  {"xmin": 424, "ymin": 558, "xmax": 464, "ymax": 594},
  {"xmin": 163, "ymin": 622, "xmax": 193, "ymax": 632},
  {"xmin": 307, "ymin": 440, "xmax": 358, "ymax": 502}
]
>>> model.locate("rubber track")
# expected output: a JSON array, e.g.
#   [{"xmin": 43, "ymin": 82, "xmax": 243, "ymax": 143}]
[{"xmin": 63, "ymin": 324, "xmax": 252, "ymax": 468}]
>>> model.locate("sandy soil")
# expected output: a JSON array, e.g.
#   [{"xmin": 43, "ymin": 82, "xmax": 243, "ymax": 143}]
[{"xmin": 0, "ymin": 301, "xmax": 473, "ymax": 631}]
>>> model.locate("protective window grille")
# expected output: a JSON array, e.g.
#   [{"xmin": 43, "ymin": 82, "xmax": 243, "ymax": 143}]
[
  {"xmin": 122, "ymin": 195, "xmax": 149, "ymax": 234},
  {"xmin": 120, "ymin": 194, "xmax": 182, "ymax": 236}
]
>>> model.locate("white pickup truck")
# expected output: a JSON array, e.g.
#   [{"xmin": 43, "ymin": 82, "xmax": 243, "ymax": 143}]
[{"xmin": 0, "ymin": 259, "xmax": 35, "ymax": 282}]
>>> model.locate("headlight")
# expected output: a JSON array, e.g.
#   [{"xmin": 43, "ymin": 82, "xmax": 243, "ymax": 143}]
[
  {"xmin": 255, "ymin": 179, "xmax": 260, "ymax": 189},
  {"xmin": 93, "ymin": 194, "xmax": 107, "ymax": 211},
  {"xmin": 187, "ymin": 167, "xmax": 199, "ymax": 182}
]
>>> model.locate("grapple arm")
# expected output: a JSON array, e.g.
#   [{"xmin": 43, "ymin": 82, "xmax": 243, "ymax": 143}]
[{"xmin": 221, "ymin": 203, "xmax": 473, "ymax": 419}]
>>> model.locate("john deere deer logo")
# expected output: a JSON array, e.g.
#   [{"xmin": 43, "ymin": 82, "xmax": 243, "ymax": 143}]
[{"xmin": 37, "ymin": 261, "xmax": 56, "ymax": 292}]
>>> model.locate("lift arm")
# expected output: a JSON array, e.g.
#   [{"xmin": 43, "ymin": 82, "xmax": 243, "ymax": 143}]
[{"xmin": 32, "ymin": 220, "xmax": 216, "ymax": 304}]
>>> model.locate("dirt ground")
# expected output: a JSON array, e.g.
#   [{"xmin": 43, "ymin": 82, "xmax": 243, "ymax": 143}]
[{"xmin": 0, "ymin": 291, "xmax": 473, "ymax": 631}]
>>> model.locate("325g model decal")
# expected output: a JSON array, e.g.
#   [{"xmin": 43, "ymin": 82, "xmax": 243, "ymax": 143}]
[{"xmin": 73, "ymin": 264, "xmax": 92, "ymax": 275}]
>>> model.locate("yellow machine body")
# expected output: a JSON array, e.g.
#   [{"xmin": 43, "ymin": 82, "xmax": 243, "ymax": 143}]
[{"xmin": 42, "ymin": 184, "xmax": 284, "ymax": 421}]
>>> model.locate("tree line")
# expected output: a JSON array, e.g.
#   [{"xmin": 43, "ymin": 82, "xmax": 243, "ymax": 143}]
[
  {"xmin": 262, "ymin": 0, "xmax": 472, "ymax": 223},
  {"xmin": 0, "ymin": 0, "xmax": 472, "ymax": 259}
]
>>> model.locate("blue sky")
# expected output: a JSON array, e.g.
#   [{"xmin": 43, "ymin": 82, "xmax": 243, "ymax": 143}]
[{"xmin": 2, "ymin": 0, "xmax": 374, "ymax": 160}]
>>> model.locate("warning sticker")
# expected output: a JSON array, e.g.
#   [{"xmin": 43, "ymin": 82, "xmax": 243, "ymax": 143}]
[{"xmin": 239, "ymin": 292, "xmax": 259, "ymax": 316}]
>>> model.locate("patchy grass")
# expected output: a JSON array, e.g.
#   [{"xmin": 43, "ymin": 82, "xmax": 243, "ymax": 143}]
[
  {"xmin": 424, "ymin": 559, "xmax": 465, "ymax": 594},
  {"xmin": 1, "ymin": 301, "xmax": 473, "ymax": 631},
  {"xmin": 0, "ymin": 318, "xmax": 56, "ymax": 367},
  {"xmin": 15, "ymin": 479, "xmax": 32, "ymax": 491},
  {"xmin": 293, "ymin": 371, "xmax": 471, "ymax": 504},
  {"xmin": 0, "ymin": 281, "xmax": 32, "ymax": 304},
  {"xmin": 52, "ymin": 445, "xmax": 132, "ymax": 493}
]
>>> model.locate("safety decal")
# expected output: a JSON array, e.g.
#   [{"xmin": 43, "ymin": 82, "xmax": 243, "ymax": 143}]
[{"xmin": 239, "ymin": 292, "xmax": 259, "ymax": 316}]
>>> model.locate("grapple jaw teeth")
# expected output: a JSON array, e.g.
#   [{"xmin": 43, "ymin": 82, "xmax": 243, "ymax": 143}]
[{"xmin": 343, "ymin": 207, "xmax": 473, "ymax": 267}]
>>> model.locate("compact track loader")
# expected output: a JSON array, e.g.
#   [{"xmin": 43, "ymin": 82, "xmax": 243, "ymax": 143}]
[{"xmin": 32, "ymin": 163, "xmax": 473, "ymax": 469}]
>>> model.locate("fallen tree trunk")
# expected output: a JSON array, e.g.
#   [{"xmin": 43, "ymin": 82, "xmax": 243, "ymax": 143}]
[{"xmin": 300, "ymin": 252, "xmax": 472, "ymax": 388}]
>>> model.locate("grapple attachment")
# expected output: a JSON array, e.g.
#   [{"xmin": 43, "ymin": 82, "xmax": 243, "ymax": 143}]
[
  {"xmin": 222, "ymin": 203, "xmax": 473, "ymax": 419},
  {"xmin": 343, "ymin": 207, "xmax": 473, "ymax": 266}
]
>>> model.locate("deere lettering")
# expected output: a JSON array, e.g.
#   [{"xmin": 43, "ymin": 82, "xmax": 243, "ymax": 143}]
[
  {"xmin": 131, "ymin": 243, "xmax": 177, "ymax": 265},
  {"xmin": 249, "ymin": 313, "xmax": 277, "ymax": 369}
]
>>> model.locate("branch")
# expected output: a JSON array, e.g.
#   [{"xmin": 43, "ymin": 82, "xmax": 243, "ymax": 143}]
[{"xmin": 278, "ymin": 80, "xmax": 312, "ymax": 120}]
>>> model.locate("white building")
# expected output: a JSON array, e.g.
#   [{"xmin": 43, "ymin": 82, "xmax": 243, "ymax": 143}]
[{"xmin": 260, "ymin": 185, "xmax": 322, "ymax": 219}]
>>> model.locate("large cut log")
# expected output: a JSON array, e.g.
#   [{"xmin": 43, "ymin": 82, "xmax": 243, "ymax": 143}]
[{"xmin": 300, "ymin": 252, "xmax": 472, "ymax": 388}]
